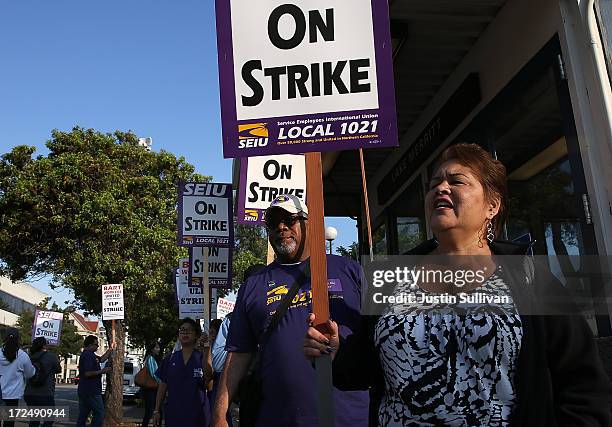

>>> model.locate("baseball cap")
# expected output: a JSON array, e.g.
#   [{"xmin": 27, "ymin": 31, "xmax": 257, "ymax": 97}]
[{"xmin": 266, "ymin": 194, "xmax": 308, "ymax": 216}]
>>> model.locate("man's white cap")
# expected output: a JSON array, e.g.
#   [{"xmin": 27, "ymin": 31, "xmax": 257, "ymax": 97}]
[{"xmin": 266, "ymin": 194, "xmax": 308, "ymax": 216}]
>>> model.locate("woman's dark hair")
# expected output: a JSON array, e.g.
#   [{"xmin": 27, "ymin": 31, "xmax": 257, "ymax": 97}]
[
  {"xmin": 30, "ymin": 337, "xmax": 47, "ymax": 355},
  {"xmin": 145, "ymin": 341, "xmax": 161, "ymax": 363},
  {"xmin": 432, "ymin": 143, "xmax": 508, "ymax": 238},
  {"xmin": 179, "ymin": 318, "xmax": 202, "ymax": 338},
  {"xmin": 83, "ymin": 335, "xmax": 98, "ymax": 348},
  {"xmin": 2, "ymin": 328, "xmax": 20, "ymax": 363}
]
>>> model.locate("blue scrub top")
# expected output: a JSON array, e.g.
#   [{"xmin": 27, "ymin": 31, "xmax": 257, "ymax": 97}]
[{"xmin": 157, "ymin": 349, "xmax": 210, "ymax": 427}]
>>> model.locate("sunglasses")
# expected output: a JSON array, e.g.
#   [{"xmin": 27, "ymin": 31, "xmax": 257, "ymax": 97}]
[{"xmin": 265, "ymin": 213, "xmax": 306, "ymax": 230}]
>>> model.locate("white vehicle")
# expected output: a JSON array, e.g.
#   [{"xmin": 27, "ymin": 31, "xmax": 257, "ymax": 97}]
[{"xmin": 101, "ymin": 358, "xmax": 141, "ymax": 400}]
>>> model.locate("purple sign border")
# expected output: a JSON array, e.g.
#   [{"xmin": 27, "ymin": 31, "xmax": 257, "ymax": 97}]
[
  {"xmin": 215, "ymin": 0, "xmax": 398, "ymax": 158},
  {"xmin": 177, "ymin": 182, "xmax": 234, "ymax": 248},
  {"xmin": 188, "ymin": 247, "xmax": 234, "ymax": 289}
]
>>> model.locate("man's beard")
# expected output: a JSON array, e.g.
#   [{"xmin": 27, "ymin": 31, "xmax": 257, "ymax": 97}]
[{"xmin": 272, "ymin": 237, "xmax": 297, "ymax": 257}]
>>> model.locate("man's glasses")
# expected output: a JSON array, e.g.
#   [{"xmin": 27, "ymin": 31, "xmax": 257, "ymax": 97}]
[
  {"xmin": 178, "ymin": 328, "xmax": 195, "ymax": 334},
  {"xmin": 265, "ymin": 214, "xmax": 305, "ymax": 230}
]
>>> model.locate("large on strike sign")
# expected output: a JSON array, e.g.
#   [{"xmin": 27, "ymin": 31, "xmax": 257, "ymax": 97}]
[
  {"xmin": 236, "ymin": 154, "xmax": 306, "ymax": 225},
  {"xmin": 32, "ymin": 310, "xmax": 63, "ymax": 346},
  {"xmin": 215, "ymin": 0, "xmax": 397, "ymax": 158},
  {"xmin": 178, "ymin": 182, "xmax": 233, "ymax": 247},
  {"xmin": 102, "ymin": 284, "xmax": 125, "ymax": 320}
]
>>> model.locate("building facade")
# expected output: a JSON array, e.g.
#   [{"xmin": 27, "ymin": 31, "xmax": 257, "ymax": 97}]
[
  {"xmin": 0, "ymin": 276, "xmax": 48, "ymax": 327},
  {"xmin": 318, "ymin": 0, "xmax": 612, "ymax": 335}
]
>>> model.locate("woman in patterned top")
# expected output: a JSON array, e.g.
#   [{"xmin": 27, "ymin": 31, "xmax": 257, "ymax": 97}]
[{"xmin": 305, "ymin": 143, "xmax": 612, "ymax": 426}]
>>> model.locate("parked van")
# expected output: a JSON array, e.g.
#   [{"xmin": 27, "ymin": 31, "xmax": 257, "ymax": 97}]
[{"xmin": 101, "ymin": 358, "xmax": 141, "ymax": 400}]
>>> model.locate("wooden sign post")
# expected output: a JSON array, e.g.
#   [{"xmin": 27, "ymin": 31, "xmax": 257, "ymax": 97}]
[
  {"xmin": 305, "ymin": 152, "xmax": 330, "ymax": 327},
  {"xmin": 203, "ymin": 248, "xmax": 211, "ymax": 333},
  {"xmin": 111, "ymin": 320, "xmax": 116, "ymax": 346},
  {"xmin": 305, "ymin": 152, "xmax": 334, "ymax": 427}
]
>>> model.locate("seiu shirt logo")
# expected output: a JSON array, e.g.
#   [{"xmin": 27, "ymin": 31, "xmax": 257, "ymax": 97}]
[{"xmin": 266, "ymin": 279, "xmax": 343, "ymax": 306}]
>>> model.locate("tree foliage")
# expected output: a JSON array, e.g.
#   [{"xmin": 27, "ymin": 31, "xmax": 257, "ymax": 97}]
[
  {"xmin": 0, "ymin": 127, "xmax": 210, "ymax": 422},
  {"xmin": 230, "ymin": 224, "xmax": 267, "ymax": 292},
  {"xmin": 0, "ymin": 127, "xmax": 206, "ymax": 337},
  {"xmin": 336, "ymin": 241, "xmax": 359, "ymax": 261}
]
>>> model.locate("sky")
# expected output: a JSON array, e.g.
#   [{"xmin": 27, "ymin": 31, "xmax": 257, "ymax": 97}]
[{"xmin": 0, "ymin": 1, "xmax": 357, "ymax": 308}]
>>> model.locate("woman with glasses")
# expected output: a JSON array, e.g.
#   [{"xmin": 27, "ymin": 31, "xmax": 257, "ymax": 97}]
[{"xmin": 153, "ymin": 318, "xmax": 212, "ymax": 427}]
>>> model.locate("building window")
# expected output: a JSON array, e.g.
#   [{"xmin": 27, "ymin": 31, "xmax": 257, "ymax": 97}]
[
  {"xmin": 391, "ymin": 178, "xmax": 426, "ymax": 254},
  {"xmin": 372, "ymin": 223, "xmax": 387, "ymax": 255}
]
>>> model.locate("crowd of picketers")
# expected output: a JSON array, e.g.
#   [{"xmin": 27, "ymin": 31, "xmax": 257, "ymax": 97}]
[{"xmin": 2, "ymin": 144, "xmax": 612, "ymax": 427}]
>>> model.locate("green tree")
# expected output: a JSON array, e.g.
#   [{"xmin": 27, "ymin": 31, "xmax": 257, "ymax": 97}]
[
  {"xmin": 230, "ymin": 224, "xmax": 267, "ymax": 293},
  {"xmin": 0, "ymin": 127, "xmax": 206, "ymax": 425},
  {"xmin": 336, "ymin": 241, "xmax": 359, "ymax": 260}
]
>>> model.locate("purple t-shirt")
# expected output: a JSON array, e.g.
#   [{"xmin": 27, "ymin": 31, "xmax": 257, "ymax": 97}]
[
  {"xmin": 226, "ymin": 255, "xmax": 369, "ymax": 427},
  {"xmin": 156, "ymin": 350, "xmax": 210, "ymax": 427},
  {"xmin": 77, "ymin": 350, "xmax": 101, "ymax": 396}
]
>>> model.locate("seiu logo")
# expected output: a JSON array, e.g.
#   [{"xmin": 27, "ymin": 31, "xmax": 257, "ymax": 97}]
[
  {"xmin": 266, "ymin": 285, "xmax": 288, "ymax": 305},
  {"xmin": 267, "ymin": 285, "xmax": 288, "ymax": 297},
  {"xmin": 244, "ymin": 210, "xmax": 259, "ymax": 222},
  {"xmin": 238, "ymin": 123, "xmax": 268, "ymax": 149}
]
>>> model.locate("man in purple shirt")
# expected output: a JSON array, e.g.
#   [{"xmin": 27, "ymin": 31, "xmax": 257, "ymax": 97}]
[
  {"xmin": 212, "ymin": 195, "xmax": 369, "ymax": 427},
  {"xmin": 76, "ymin": 335, "xmax": 113, "ymax": 427}
]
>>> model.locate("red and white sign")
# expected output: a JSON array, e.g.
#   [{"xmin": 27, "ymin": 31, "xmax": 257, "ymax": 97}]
[
  {"xmin": 216, "ymin": 298, "xmax": 235, "ymax": 319},
  {"xmin": 102, "ymin": 284, "xmax": 124, "ymax": 320}
]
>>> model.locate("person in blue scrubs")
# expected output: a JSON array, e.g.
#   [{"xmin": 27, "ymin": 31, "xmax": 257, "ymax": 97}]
[{"xmin": 152, "ymin": 318, "xmax": 212, "ymax": 427}]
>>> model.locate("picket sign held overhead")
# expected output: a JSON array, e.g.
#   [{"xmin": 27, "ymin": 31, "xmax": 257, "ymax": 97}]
[
  {"xmin": 237, "ymin": 154, "xmax": 306, "ymax": 225},
  {"xmin": 102, "ymin": 284, "xmax": 124, "ymax": 321},
  {"xmin": 216, "ymin": 0, "xmax": 397, "ymax": 158},
  {"xmin": 32, "ymin": 310, "xmax": 63, "ymax": 346},
  {"xmin": 176, "ymin": 257, "xmax": 206, "ymax": 319},
  {"xmin": 177, "ymin": 182, "xmax": 234, "ymax": 248},
  {"xmin": 190, "ymin": 247, "xmax": 232, "ymax": 289}
]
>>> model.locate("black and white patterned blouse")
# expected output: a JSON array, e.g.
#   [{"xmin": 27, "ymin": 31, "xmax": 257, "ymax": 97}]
[{"xmin": 374, "ymin": 269, "xmax": 523, "ymax": 426}]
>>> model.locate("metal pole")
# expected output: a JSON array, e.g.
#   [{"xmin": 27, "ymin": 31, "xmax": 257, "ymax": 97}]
[{"xmin": 359, "ymin": 148, "xmax": 374, "ymax": 261}]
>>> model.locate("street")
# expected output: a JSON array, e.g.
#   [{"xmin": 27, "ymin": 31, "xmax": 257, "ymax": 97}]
[
  {"xmin": 14, "ymin": 384, "xmax": 145, "ymax": 426},
  {"xmin": 10, "ymin": 385, "xmax": 240, "ymax": 426}
]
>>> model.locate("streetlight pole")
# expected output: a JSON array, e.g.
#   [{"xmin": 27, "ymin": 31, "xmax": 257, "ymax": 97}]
[{"xmin": 325, "ymin": 226, "xmax": 337, "ymax": 255}]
